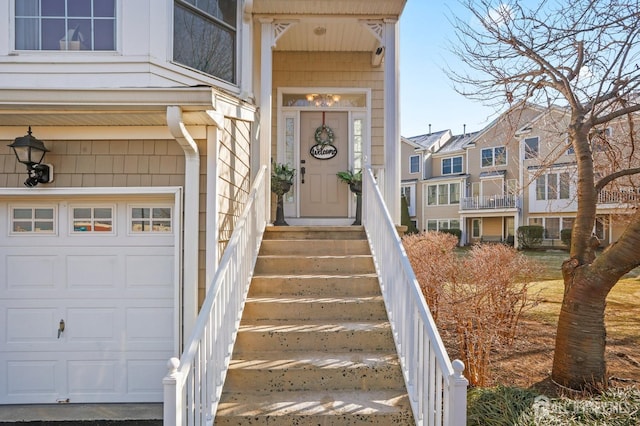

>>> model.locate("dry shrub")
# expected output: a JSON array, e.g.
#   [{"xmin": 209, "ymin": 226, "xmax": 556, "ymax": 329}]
[
  {"xmin": 402, "ymin": 232, "xmax": 541, "ymax": 387},
  {"xmin": 402, "ymin": 231, "xmax": 459, "ymax": 320}
]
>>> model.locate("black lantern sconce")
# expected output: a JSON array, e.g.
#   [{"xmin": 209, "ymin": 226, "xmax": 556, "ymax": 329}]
[{"xmin": 8, "ymin": 127, "xmax": 53, "ymax": 187}]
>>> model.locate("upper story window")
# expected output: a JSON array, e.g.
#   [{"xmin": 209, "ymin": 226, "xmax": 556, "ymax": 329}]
[
  {"xmin": 15, "ymin": 0, "xmax": 116, "ymax": 51},
  {"xmin": 173, "ymin": 0, "xmax": 237, "ymax": 84},
  {"xmin": 591, "ymin": 127, "xmax": 613, "ymax": 153},
  {"xmin": 536, "ymin": 172, "xmax": 570, "ymax": 201},
  {"xmin": 427, "ymin": 182, "xmax": 460, "ymax": 206},
  {"xmin": 524, "ymin": 137, "xmax": 539, "ymax": 159},
  {"xmin": 481, "ymin": 146, "xmax": 506, "ymax": 167},
  {"xmin": 409, "ymin": 155, "xmax": 420, "ymax": 174},
  {"xmin": 442, "ymin": 156, "xmax": 462, "ymax": 175}
]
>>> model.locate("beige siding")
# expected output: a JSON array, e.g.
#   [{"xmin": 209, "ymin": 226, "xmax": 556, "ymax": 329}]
[
  {"xmin": 2, "ymin": 119, "xmax": 253, "ymax": 308},
  {"xmin": 1, "ymin": 139, "xmax": 186, "ymax": 188},
  {"xmin": 272, "ymin": 51, "xmax": 384, "ymax": 166}
]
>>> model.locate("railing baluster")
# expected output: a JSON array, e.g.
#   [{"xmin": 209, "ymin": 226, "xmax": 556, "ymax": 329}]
[
  {"xmin": 163, "ymin": 166, "xmax": 267, "ymax": 426},
  {"xmin": 362, "ymin": 167, "xmax": 468, "ymax": 426}
]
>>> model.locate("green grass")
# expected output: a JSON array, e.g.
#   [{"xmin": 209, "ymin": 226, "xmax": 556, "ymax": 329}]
[
  {"xmin": 461, "ymin": 248, "xmax": 640, "ymax": 424},
  {"xmin": 468, "ymin": 386, "xmax": 640, "ymax": 426}
]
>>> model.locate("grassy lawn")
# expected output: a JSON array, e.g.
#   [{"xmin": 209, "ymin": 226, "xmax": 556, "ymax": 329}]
[{"xmin": 463, "ymin": 247, "xmax": 640, "ymax": 425}]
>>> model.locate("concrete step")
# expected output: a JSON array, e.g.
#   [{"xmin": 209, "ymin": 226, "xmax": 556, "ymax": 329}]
[
  {"xmin": 224, "ymin": 351, "xmax": 405, "ymax": 392},
  {"xmin": 258, "ymin": 238, "xmax": 371, "ymax": 256},
  {"xmin": 215, "ymin": 226, "xmax": 413, "ymax": 424},
  {"xmin": 248, "ymin": 275, "xmax": 380, "ymax": 297},
  {"xmin": 233, "ymin": 320, "xmax": 395, "ymax": 352},
  {"xmin": 264, "ymin": 225, "xmax": 366, "ymax": 240},
  {"xmin": 243, "ymin": 295, "xmax": 388, "ymax": 321},
  {"xmin": 254, "ymin": 255, "xmax": 375, "ymax": 275},
  {"xmin": 215, "ymin": 389, "xmax": 413, "ymax": 425}
]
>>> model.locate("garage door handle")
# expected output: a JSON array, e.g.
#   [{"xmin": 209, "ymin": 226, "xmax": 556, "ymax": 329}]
[{"xmin": 58, "ymin": 319, "xmax": 65, "ymax": 339}]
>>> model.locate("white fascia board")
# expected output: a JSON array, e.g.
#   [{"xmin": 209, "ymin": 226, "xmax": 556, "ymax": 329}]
[
  {"xmin": 0, "ymin": 187, "xmax": 182, "ymax": 198},
  {"xmin": 0, "ymin": 87, "xmax": 216, "ymax": 109}
]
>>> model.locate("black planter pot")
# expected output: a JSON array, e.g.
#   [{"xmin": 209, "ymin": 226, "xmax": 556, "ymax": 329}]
[
  {"xmin": 349, "ymin": 182, "xmax": 362, "ymax": 226},
  {"xmin": 272, "ymin": 181, "xmax": 292, "ymax": 226}
]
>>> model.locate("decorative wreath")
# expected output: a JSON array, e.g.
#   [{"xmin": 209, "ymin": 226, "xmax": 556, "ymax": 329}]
[{"xmin": 314, "ymin": 124, "xmax": 334, "ymax": 145}]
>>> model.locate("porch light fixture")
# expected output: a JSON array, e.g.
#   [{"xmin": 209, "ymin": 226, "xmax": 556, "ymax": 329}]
[
  {"xmin": 305, "ymin": 93, "xmax": 341, "ymax": 107},
  {"xmin": 8, "ymin": 127, "xmax": 53, "ymax": 187}
]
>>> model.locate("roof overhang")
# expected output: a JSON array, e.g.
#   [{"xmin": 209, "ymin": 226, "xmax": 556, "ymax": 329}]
[{"xmin": 0, "ymin": 87, "xmax": 255, "ymax": 127}]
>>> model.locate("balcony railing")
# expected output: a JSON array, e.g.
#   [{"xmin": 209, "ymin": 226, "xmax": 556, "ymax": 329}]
[
  {"xmin": 460, "ymin": 194, "xmax": 517, "ymax": 210},
  {"xmin": 598, "ymin": 189, "xmax": 639, "ymax": 204}
]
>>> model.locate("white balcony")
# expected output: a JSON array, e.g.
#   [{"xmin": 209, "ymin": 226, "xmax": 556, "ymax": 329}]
[{"xmin": 461, "ymin": 194, "xmax": 518, "ymax": 210}]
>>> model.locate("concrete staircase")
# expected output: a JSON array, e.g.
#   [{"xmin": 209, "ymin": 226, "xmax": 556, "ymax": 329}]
[{"xmin": 215, "ymin": 226, "xmax": 414, "ymax": 425}]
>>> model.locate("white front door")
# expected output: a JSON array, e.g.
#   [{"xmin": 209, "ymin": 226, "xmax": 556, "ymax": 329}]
[
  {"xmin": 0, "ymin": 198, "xmax": 177, "ymax": 404},
  {"xmin": 299, "ymin": 111, "xmax": 349, "ymax": 217}
]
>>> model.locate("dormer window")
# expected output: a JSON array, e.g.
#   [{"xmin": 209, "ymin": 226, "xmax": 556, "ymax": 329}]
[
  {"xmin": 15, "ymin": 0, "xmax": 116, "ymax": 51},
  {"xmin": 173, "ymin": 0, "xmax": 238, "ymax": 84}
]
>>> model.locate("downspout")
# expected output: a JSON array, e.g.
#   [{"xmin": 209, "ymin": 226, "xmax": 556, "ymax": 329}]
[{"xmin": 167, "ymin": 105, "xmax": 200, "ymax": 341}]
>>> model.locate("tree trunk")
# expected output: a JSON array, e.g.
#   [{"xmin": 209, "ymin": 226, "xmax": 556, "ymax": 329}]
[
  {"xmin": 552, "ymin": 267, "xmax": 610, "ymax": 390},
  {"xmin": 552, "ymin": 209, "xmax": 640, "ymax": 389}
]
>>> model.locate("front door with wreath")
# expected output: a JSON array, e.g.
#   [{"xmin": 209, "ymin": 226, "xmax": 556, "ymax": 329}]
[{"xmin": 299, "ymin": 111, "xmax": 349, "ymax": 217}]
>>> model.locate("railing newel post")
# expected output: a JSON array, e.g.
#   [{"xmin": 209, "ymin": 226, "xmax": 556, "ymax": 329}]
[
  {"xmin": 163, "ymin": 357, "xmax": 181, "ymax": 426},
  {"xmin": 449, "ymin": 359, "xmax": 468, "ymax": 426}
]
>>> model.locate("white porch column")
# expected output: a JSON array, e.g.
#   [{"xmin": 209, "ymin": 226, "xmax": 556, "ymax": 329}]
[
  {"xmin": 383, "ymin": 19, "xmax": 401, "ymax": 224},
  {"xmin": 259, "ymin": 18, "xmax": 274, "ymax": 222},
  {"xmin": 205, "ymin": 111, "xmax": 224, "ymax": 287},
  {"xmin": 240, "ymin": 0, "xmax": 254, "ymax": 101}
]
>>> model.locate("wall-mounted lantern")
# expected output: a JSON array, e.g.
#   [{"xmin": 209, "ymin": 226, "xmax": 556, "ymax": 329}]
[{"xmin": 8, "ymin": 127, "xmax": 53, "ymax": 187}]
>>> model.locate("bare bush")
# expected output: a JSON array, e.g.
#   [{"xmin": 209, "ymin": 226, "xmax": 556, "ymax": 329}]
[
  {"xmin": 403, "ymin": 232, "xmax": 541, "ymax": 386},
  {"xmin": 402, "ymin": 231, "xmax": 458, "ymax": 321}
]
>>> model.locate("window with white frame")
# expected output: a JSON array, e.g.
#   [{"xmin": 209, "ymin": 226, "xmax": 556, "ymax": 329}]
[
  {"xmin": 401, "ymin": 185, "xmax": 416, "ymax": 216},
  {"xmin": 130, "ymin": 206, "xmax": 172, "ymax": 233},
  {"xmin": 481, "ymin": 146, "xmax": 506, "ymax": 167},
  {"xmin": 428, "ymin": 182, "xmax": 459, "ymax": 205},
  {"xmin": 427, "ymin": 219, "xmax": 460, "ymax": 232},
  {"xmin": 71, "ymin": 206, "xmax": 113, "ymax": 233},
  {"xmin": 10, "ymin": 206, "xmax": 56, "ymax": 234},
  {"xmin": 472, "ymin": 218, "xmax": 481, "ymax": 238},
  {"xmin": 442, "ymin": 156, "xmax": 462, "ymax": 175},
  {"xmin": 409, "ymin": 155, "xmax": 420, "ymax": 174},
  {"xmin": 524, "ymin": 137, "xmax": 539, "ymax": 159},
  {"xmin": 591, "ymin": 127, "xmax": 613, "ymax": 152},
  {"xmin": 173, "ymin": 0, "xmax": 238, "ymax": 83},
  {"xmin": 528, "ymin": 216, "xmax": 575, "ymax": 239},
  {"xmin": 15, "ymin": 0, "xmax": 116, "ymax": 51},
  {"xmin": 535, "ymin": 172, "xmax": 570, "ymax": 200}
]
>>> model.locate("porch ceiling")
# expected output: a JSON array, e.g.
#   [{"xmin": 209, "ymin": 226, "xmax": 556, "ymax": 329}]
[
  {"xmin": 254, "ymin": 0, "xmax": 407, "ymax": 52},
  {"xmin": 0, "ymin": 87, "xmax": 221, "ymax": 127}
]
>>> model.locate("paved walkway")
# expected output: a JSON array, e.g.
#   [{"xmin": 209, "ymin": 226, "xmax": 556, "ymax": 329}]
[{"xmin": 0, "ymin": 403, "xmax": 162, "ymax": 424}]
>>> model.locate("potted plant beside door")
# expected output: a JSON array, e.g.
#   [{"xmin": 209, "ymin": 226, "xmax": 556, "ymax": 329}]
[
  {"xmin": 271, "ymin": 162, "xmax": 296, "ymax": 226},
  {"xmin": 336, "ymin": 169, "xmax": 362, "ymax": 225}
]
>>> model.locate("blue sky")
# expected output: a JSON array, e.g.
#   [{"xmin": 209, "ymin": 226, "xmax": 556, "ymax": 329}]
[{"xmin": 399, "ymin": 1, "xmax": 497, "ymax": 138}]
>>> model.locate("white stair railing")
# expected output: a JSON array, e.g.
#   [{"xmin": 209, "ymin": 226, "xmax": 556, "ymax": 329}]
[
  {"xmin": 163, "ymin": 166, "xmax": 267, "ymax": 426},
  {"xmin": 362, "ymin": 167, "xmax": 468, "ymax": 426}
]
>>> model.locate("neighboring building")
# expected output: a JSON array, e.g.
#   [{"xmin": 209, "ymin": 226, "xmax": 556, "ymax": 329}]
[
  {"xmin": 0, "ymin": 0, "xmax": 407, "ymax": 404},
  {"xmin": 402, "ymin": 103, "xmax": 639, "ymax": 247},
  {"xmin": 401, "ymin": 129, "xmax": 451, "ymax": 230}
]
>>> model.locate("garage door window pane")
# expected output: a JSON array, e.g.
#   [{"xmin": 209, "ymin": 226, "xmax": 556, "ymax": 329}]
[
  {"xmin": 11, "ymin": 207, "xmax": 55, "ymax": 233},
  {"xmin": 131, "ymin": 207, "xmax": 172, "ymax": 233},
  {"xmin": 72, "ymin": 206, "xmax": 113, "ymax": 233}
]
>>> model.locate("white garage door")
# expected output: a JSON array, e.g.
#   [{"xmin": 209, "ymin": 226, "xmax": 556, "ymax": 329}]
[{"xmin": 0, "ymin": 197, "xmax": 178, "ymax": 404}]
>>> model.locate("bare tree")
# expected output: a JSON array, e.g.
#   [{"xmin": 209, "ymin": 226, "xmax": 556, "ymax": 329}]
[{"xmin": 447, "ymin": 0, "xmax": 640, "ymax": 390}]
